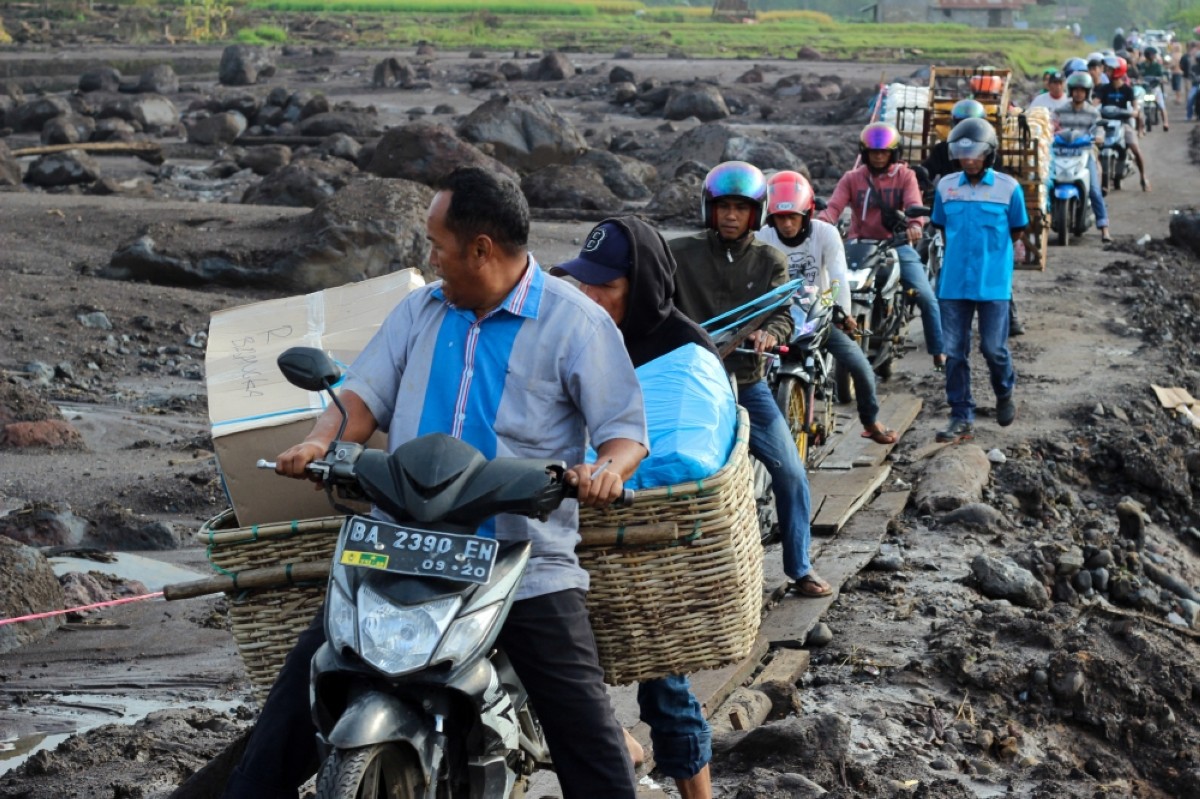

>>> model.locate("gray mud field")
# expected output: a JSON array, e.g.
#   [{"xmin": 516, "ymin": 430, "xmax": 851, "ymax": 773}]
[{"xmin": 2, "ymin": 6, "xmax": 1200, "ymax": 798}]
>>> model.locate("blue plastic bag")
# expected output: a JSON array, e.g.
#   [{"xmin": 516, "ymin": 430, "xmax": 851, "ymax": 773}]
[{"xmin": 589, "ymin": 343, "xmax": 737, "ymax": 490}]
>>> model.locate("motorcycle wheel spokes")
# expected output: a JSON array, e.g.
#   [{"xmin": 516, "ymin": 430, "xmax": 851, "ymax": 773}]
[
  {"xmin": 317, "ymin": 744, "xmax": 424, "ymax": 799},
  {"xmin": 775, "ymin": 375, "xmax": 809, "ymax": 465}
]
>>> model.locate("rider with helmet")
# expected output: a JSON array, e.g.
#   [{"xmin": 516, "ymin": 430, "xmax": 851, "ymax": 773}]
[
  {"xmin": 755, "ymin": 171, "xmax": 897, "ymax": 445},
  {"xmin": 922, "ymin": 99, "xmax": 986, "ymax": 186},
  {"xmin": 1086, "ymin": 55, "xmax": 1111, "ymax": 89},
  {"xmin": 1096, "ymin": 56, "xmax": 1150, "ymax": 191},
  {"xmin": 669, "ymin": 161, "xmax": 830, "ymax": 599},
  {"xmin": 1063, "ymin": 57, "xmax": 1089, "ymax": 80},
  {"xmin": 929, "ymin": 118, "xmax": 1028, "ymax": 444},
  {"xmin": 820, "ymin": 122, "xmax": 945, "ymax": 369},
  {"xmin": 1028, "ymin": 70, "xmax": 1070, "ymax": 113},
  {"xmin": 1139, "ymin": 46, "xmax": 1170, "ymax": 131},
  {"xmin": 1055, "ymin": 71, "xmax": 1112, "ymax": 243}
]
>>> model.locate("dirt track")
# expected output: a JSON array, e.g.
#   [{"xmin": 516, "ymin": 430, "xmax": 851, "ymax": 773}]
[{"xmin": 2, "ymin": 29, "xmax": 1200, "ymax": 799}]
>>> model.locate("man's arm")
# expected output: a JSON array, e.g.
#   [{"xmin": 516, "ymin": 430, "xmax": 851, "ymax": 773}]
[
  {"xmin": 747, "ymin": 249, "xmax": 795, "ymax": 352},
  {"xmin": 275, "ymin": 390, "xmax": 380, "ymax": 479},
  {"xmin": 816, "ymin": 174, "xmax": 851, "ymax": 226},
  {"xmin": 1008, "ymin": 182, "xmax": 1029, "ymax": 240},
  {"xmin": 900, "ymin": 170, "xmax": 925, "ymax": 244},
  {"xmin": 820, "ymin": 223, "xmax": 853, "ymax": 316},
  {"xmin": 566, "ymin": 437, "xmax": 648, "ymax": 507}
]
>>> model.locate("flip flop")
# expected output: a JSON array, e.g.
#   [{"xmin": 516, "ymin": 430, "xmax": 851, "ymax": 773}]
[
  {"xmin": 789, "ymin": 573, "xmax": 833, "ymax": 598},
  {"xmin": 861, "ymin": 426, "xmax": 898, "ymax": 445}
]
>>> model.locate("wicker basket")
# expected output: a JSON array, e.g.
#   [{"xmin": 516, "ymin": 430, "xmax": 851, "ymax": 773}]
[
  {"xmin": 577, "ymin": 407, "xmax": 763, "ymax": 685},
  {"xmin": 199, "ymin": 510, "xmax": 342, "ymax": 701}
]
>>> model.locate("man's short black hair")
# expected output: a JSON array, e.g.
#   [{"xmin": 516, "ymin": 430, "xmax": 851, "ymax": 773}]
[{"xmin": 435, "ymin": 167, "xmax": 529, "ymax": 256}]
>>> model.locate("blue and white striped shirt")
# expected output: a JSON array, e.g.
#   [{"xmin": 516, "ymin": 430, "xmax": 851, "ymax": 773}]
[{"xmin": 343, "ymin": 258, "xmax": 648, "ymax": 600}]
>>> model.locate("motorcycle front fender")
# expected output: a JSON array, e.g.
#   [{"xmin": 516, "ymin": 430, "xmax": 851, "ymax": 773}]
[
  {"xmin": 328, "ymin": 689, "xmax": 433, "ymax": 753},
  {"xmin": 1053, "ymin": 184, "xmax": 1081, "ymax": 201}
]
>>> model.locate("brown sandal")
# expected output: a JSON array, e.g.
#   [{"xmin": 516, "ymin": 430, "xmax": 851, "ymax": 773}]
[
  {"xmin": 789, "ymin": 573, "xmax": 833, "ymax": 598},
  {"xmin": 861, "ymin": 424, "xmax": 898, "ymax": 445}
]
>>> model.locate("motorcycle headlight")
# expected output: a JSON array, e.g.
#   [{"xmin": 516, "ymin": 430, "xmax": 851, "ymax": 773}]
[
  {"xmin": 327, "ymin": 581, "xmax": 357, "ymax": 654},
  {"xmin": 358, "ymin": 585, "xmax": 461, "ymax": 676},
  {"xmin": 435, "ymin": 602, "xmax": 503, "ymax": 666}
]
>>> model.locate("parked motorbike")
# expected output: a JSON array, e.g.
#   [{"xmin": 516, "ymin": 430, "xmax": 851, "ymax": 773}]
[
  {"xmin": 265, "ymin": 346, "xmax": 631, "ymax": 799},
  {"xmin": 1049, "ymin": 129, "xmax": 1095, "ymax": 246},
  {"xmin": 840, "ymin": 207, "xmax": 928, "ymax": 382},
  {"xmin": 1099, "ymin": 106, "xmax": 1133, "ymax": 192}
]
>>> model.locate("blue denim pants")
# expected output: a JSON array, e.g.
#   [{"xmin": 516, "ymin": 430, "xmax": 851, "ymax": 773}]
[
  {"xmin": 897, "ymin": 244, "xmax": 944, "ymax": 355},
  {"xmin": 1086, "ymin": 152, "xmax": 1109, "ymax": 229},
  {"xmin": 738, "ymin": 379, "xmax": 813, "ymax": 579},
  {"xmin": 637, "ymin": 675, "xmax": 711, "ymax": 779},
  {"xmin": 939, "ymin": 299, "xmax": 1015, "ymax": 424},
  {"xmin": 827, "ymin": 326, "xmax": 879, "ymax": 427}
]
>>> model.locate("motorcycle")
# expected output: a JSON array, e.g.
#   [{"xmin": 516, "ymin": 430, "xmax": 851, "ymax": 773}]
[
  {"xmin": 1098, "ymin": 106, "xmax": 1133, "ymax": 192},
  {"xmin": 1048, "ymin": 129, "xmax": 1094, "ymax": 246},
  {"xmin": 265, "ymin": 346, "xmax": 631, "ymax": 799},
  {"xmin": 839, "ymin": 207, "xmax": 928, "ymax": 382},
  {"xmin": 1138, "ymin": 79, "xmax": 1162, "ymax": 132},
  {"xmin": 735, "ymin": 284, "xmax": 838, "ymax": 469}
]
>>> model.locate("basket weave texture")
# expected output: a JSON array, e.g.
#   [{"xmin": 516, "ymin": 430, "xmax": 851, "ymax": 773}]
[
  {"xmin": 199, "ymin": 510, "xmax": 342, "ymax": 702},
  {"xmin": 577, "ymin": 407, "xmax": 763, "ymax": 685}
]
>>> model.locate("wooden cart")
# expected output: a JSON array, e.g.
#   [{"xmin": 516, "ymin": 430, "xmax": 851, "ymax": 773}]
[{"xmin": 887, "ymin": 65, "xmax": 1050, "ymax": 270}]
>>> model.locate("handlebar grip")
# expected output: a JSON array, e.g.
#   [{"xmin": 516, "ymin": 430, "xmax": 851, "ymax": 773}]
[{"xmin": 619, "ymin": 488, "xmax": 635, "ymax": 507}]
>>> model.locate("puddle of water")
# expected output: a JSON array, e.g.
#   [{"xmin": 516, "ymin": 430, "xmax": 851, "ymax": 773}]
[
  {"xmin": 0, "ymin": 693, "xmax": 239, "ymax": 775},
  {"xmin": 49, "ymin": 552, "xmax": 206, "ymax": 593}
]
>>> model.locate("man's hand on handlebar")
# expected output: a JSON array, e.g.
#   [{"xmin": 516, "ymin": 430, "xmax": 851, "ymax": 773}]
[
  {"xmin": 906, "ymin": 225, "xmax": 922, "ymax": 245},
  {"xmin": 745, "ymin": 329, "xmax": 778, "ymax": 355},
  {"xmin": 275, "ymin": 440, "xmax": 328, "ymax": 485}
]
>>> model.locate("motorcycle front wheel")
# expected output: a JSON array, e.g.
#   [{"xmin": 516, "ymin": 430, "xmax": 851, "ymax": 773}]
[
  {"xmin": 316, "ymin": 744, "xmax": 425, "ymax": 799},
  {"xmin": 774, "ymin": 375, "xmax": 812, "ymax": 465},
  {"xmin": 1053, "ymin": 199, "xmax": 1070, "ymax": 247}
]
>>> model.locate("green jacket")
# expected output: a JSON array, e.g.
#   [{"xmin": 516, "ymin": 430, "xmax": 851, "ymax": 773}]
[{"xmin": 669, "ymin": 230, "xmax": 794, "ymax": 386}]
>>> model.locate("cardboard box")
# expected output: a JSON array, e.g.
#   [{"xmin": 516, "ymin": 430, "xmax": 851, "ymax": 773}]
[{"xmin": 206, "ymin": 269, "xmax": 425, "ymax": 526}]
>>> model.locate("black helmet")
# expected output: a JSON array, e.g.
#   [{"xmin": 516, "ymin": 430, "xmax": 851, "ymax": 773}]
[
  {"xmin": 951, "ymin": 99, "xmax": 986, "ymax": 122},
  {"xmin": 947, "ymin": 118, "xmax": 998, "ymax": 169},
  {"xmin": 1144, "ymin": 46, "xmax": 1158, "ymax": 58}
]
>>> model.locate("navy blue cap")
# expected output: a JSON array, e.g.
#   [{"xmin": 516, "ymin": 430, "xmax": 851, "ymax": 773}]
[{"xmin": 552, "ymin": 222, "xmax": 631, "ymax": 285}]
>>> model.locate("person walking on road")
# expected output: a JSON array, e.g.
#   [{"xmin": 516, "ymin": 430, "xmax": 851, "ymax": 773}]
[
  {"xmin": 929, "ymin": 119, "xmax": 1029, "ymax": 443},
  {"xmin": 669, "ymin": 161, "xmax": 831, "ymax": 599}
]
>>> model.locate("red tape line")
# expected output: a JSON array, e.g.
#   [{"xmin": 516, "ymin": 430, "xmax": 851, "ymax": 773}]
[{"xmin": 0, "ymin": 591, "xmax": 164, "ymax": 627}]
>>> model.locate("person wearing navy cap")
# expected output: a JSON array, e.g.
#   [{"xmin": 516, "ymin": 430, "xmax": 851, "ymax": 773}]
[{"xmin": 553, "ymin": 216, "xmax": 716, "ymax": 799}]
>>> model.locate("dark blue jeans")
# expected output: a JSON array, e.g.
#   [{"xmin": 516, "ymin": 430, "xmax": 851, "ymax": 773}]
[
  {"xmin": 637, "ymin": 675, "xmax": 711, "ymax": 779},
  {"xmin": 738, "ymin": 379, "xmax": 813, "ymax": 579},
  {"xmin": 897, "ymin": 244, "xmax": 944, "ymax": 355},
  {"xmin": 826, "ymin": 326, "xmax": 879, "ymax": 427},
  {"xmin": 939, "ymin": 299, "xmax": 1015, "ymax": 424}
]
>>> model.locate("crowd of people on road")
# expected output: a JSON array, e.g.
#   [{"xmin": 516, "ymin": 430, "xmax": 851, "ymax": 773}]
[{"xmin": 202, "ymin": 29, "xmax": 1200, "ymax": 792}]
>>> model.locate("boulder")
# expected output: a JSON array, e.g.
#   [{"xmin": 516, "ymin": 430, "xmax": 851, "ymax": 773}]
[
  {"xmin": 59, "ymin": 572, "xmax": 150, "ymax": 614},
  {"xmin": 498, "ymin": 62, "xmax": 524, "ymax": 82},
  {"xmin": 970, "ymin": 554, "xmax": 1050, "ymax": 609},
  {"xmin": 0, "ymin": 536, "xmax": 64, "ymax": 654},
  {"xmin": 275, "ymin": 177, "xmax": 436, "ymax": 287},
  {"xmin": 573, "ymin": 149, "xmax": 655, "ymax": 200},
  {"xmin": 457, "ymin": 92, "xmax": 586, "ymax": 171},
  {"xmin": 0, "ymin": 81, "xmax": 26, "ymax": 103},
  {"xmin": 610, "ymin": 82, "xmax": 638, "ymax": 105},
  {"xmin": 25, "ymin": 150, "xmax": 101, "ymax": 187},
  {"xmin": 41, "ymin": 113, "xmax": 96, "ymax": 146},
  {"xmin": 219, "ymin": 44, "xmax": 276, "ymax": 86},
  {"xmin": 10, "ymin": 96, "xmax": 72, "ymax": 133},
  {"xmin": 186, "ymin": 111, "xmax": 248, "ymax": 146},
  {"xmin": 913, "ymin": 444, "xmax": 991, "ymax": 513},
  {"xmin": 663, "ymin": 84, "xmax": 729, "ymax": 122},
  {"xmin": 469, "ymin": 70, "xmax": 508, "ymax": 90},
  {"xmin": 527, "ymin": 50, "xmax": 575, "ymax": 81},
  {"xmin": 797, "ymin": 46, "xmax": 822, "ymax": 60},
  {"xmin": 609, "ymin": 66, "xmax": 635, "ymax": 84},
  {"xmin": 0, "ymin": 141, "xmax": 20, "ymax": 186},
  {"xmin": 367, "ymin": 120, "xmax": 516, "ymax": 184},
  {"xmin": 318, "ymin": 133, "xmax": 361, "ymax": 163},
  {"xmin": 237, "ymin": 144, "xmax": 292, "ymax": 176},
  {"xmin": 2, "ymin": 419, "xmax": 85, "ymax": 449},
  {"xmin": 643, "ymin": 170, "xmax": 704, "ymax": 224},
  {"xmin": 520, "ymin": 164, "xmax": 623, "ymax": 211},
  {"xmin": 652, "ymin": 122, "xmax": 739, "ymax": 177},
  {"xmin": 137, "ymin": 64, "xmax": 179, "ymax": 94},
  {"xmin": 79, "ymin": 67, "xmax": 122, "ymax": 93},
  {"xmin": 221, "ymin": 93, "xmax": 263, "ymax": 120},
  {"xmin": 83, "ymin": 501, "xmax": 180, "ymax": 550},
  {"xmin": 299, "ymin": 94, "xmax": 330, "ymax": 120},
  {"xmin": 736, "ymin": 67, "xmax": 765, "ymax": 84},
  {"xmin": 95, "ymin": 94, "xmax": 180, "ymax": 134},
  {"xmin": 372, "ymin": 57, "xmax": 415, "ymax": 88},
  {"xmin": 91, "ymin": 117, "xmax": 136, "ymax": 142},
  {"xmin": 0, "ymin": 95, "xmax": 12, "ymax": 129},
  {"xmin": 1169, "ymin": 209, "xmax": 1200, "ymax": 259},
  {"xmin": 298, "ymin": 111, "xmax": 380, "ymax": 138},
  {"xmin": 242, "ymin": 157, "xmax": 356, "ymax": 208},
  {"xmin": 721, "ymin": 136, "xmax": 807, "ymax": 174}
]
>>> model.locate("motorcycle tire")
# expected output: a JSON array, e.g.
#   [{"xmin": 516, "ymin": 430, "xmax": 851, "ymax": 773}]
[
  {"xmin": 316, "ymin": 744, "xmax": 425, "ymax": 799},
  {"xmin": 834, "ymin": 361, "xmax": 856, "ymax": 407},
  {"xmin": 750, "ymin": 455, "xmax": 779, "ymax": 545},
  {"xmin": 774, "ymin": 375, "xmax": 811, "ymax": 466},
  {"xmin": 1053, "ymin": 200, "xmax": 1069, "ymax": 247}
]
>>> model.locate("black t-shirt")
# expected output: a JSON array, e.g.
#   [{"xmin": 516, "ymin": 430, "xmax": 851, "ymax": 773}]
[{"xmin": 1096, "ymin": 83, "xmax": 1135, "ymax": 115}]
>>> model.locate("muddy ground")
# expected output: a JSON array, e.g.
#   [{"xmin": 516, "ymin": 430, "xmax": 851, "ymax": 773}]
[{"xmin": 2, "ymin": 7, "xmax": 1200, "ymax": 799}]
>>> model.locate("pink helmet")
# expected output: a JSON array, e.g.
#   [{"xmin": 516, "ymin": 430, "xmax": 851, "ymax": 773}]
[{"xmin": 765, "ymin": 171, "xmax": 815, "ymax": 218}]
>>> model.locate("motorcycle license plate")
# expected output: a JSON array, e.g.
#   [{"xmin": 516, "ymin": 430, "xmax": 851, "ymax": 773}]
[{"xmin": 338, "ymin": 516, "xmax": 496, "ymax": 584}]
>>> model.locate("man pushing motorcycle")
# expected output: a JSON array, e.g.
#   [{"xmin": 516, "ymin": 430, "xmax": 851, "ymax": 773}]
[{"xmin": 222, "ymin": 167, "xmax": 649, "ymax": 799}]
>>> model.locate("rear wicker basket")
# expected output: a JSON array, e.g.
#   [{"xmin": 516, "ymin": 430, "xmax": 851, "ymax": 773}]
[
  {"xmin": 199, "ymin": 510, "xmax": 342, "ymax": 701},
  {"xmin": 577, "ymin": 407, "xmax": 763, "ymax": 685}
]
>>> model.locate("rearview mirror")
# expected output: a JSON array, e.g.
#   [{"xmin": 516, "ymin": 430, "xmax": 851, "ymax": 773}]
[{"xmin": 278, "ymin": 347, "xmax": 342, "ymax": 392}]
